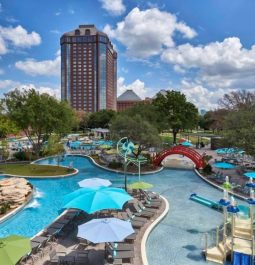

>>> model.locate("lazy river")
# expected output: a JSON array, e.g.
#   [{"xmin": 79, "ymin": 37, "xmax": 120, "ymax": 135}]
[{"xmin": 0, "ymin": 155, "xmax": 232, "ymax": 264}]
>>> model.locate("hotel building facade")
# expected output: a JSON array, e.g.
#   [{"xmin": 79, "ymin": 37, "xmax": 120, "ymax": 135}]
[{"xmin": 60, "ymin": 25, "xmax": 117, "ymax": 112}]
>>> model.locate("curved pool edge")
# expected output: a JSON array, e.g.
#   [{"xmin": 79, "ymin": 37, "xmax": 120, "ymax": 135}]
[
  {"xmin": 141, "ymin": 195, "xmax": 169, "ymax": 265},
  {"xmin": 85, "ymin": 154, "xmax": 164, "ymax": 175},
  {"xmin": 0, "ymin": 186, "xmax": 34, "ymax": 224},
  {"xmin": 194, "ymin": 169, "xmax": 247, "ymax": 201}
]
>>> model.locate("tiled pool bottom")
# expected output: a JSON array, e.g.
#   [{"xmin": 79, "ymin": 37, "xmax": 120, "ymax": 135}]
[{"xmin": 144, "ymin": 170, "xmax": 224, "ymax": 265}]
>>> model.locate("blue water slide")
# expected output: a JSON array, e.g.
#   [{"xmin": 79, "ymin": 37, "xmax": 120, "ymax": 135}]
[
  {"xmin": 233, "ymin": 252, "xmax": 252, "ymax": 265},
  {"xmin": 189, "ymin": 193, "xmax": 222, "ymax": 211}
]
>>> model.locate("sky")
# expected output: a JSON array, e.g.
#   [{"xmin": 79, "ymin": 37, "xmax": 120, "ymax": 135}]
[{"xmin": 1, "ymin": 0, "xmax": 255, "ymax": 110}]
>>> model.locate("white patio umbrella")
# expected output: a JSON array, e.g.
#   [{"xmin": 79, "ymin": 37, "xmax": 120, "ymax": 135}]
[
  {"xmin": 77, "ymin": 218, "xmax": 134, "ymax": 243},
  {"xmin": 78, "ymin": 178, "xmax": 112, "ymax": 188}
]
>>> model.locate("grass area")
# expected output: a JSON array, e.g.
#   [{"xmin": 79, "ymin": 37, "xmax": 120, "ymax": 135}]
[{"xmin": 0, "ymin": 164, "xmax": 75, "ymax": 176}]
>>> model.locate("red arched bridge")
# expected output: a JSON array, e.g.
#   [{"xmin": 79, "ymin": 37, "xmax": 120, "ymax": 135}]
[{"xmin": 153, "ymin": 145, "xmax": 205, "ymax": 169}]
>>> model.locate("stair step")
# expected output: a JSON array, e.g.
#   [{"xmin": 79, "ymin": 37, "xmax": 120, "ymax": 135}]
[
  {"xmin": 233, "ymin": 238, "xmax": 252, "ymax": 255},
  {"xmin": 206, "ymin": 256, "xmax": 224, "ymax": 264},
  {"xmin": 206, "ymin": 246, "xmax": 224, "ymax": 262},
  {"xmin": 234, "ymin": 230, "xmax": 252, "ymax": 240}
]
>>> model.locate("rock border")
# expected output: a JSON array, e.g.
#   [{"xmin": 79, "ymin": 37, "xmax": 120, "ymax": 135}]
[
  {"xmin": 0, "ymin": 186, "xmax": 34, "ymax": 224},
  {"xmin": 141, "ymin": 195, "xmax": 169, "ymax": 265}
]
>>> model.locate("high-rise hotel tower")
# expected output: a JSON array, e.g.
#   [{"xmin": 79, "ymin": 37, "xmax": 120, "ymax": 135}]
[{"xmin": 60, "ymin": 25, "xmax": 117, "ymax": 112}]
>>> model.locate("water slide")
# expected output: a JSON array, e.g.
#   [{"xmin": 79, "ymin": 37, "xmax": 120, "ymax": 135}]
[
  {"xmin": 189, "ymin": 193, "xmax": 222, "ymax": 211},
  {"xmin": 233, "ymin": 252, "xmax": 252, "ymax": 265}
]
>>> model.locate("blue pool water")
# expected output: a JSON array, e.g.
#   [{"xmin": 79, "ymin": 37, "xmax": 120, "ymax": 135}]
[{"xmin": 0, "ymin": 155, "xmax": 243, "ymax": 264}]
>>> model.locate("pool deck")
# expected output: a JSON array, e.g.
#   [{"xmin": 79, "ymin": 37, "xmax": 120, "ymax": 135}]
[{"xmin": 26, "ymin": 196, "xmax": 167, "ymax": 265}]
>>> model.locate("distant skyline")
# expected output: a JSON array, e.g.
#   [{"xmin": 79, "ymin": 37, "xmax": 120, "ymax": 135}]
[{"xmin": 0, "ymin": 0, "xmax": 255, "ymax": 109}]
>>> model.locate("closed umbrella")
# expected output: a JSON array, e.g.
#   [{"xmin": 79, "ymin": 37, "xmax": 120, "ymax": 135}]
[
  {"xmin": 128, "ymin": 181, "xmax": 153, "ymax": 190},
  {"xmin": 78, "ymin": 178, "xmax": 112, "ymax": 188},
  {"xmin": 0, "ymin": 235, "xmax": 31, "ymax": 265},
  {"xmin": 63, "ymin": 187, "xmax": 133, "ymax": 214},
  {"xmin": 77, "ymin": 218, "xmax": 134, "ymax": 243}
]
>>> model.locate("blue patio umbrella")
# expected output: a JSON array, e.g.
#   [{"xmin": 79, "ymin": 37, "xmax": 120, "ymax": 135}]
[
  {"xmin": 63, "ymin": 187, "xmax": 133, "ymax": 214},
  {"xmin": 244, "ymin": 172, "xmax": 255, "ymax": 179},
  {"xmin": 77, "ymin": 217, "xmax": 134, "ymax": 243},
  {"xmin": 180, "ymin": 141, "xmax": 193, "ymax": 147},
  {"xmin": 213, "ymin": 162, "xmax": 236, "ymax": 169},
  {"xmin": 78, "ymin": 178, "xmax": 112, "ymax": 188}
]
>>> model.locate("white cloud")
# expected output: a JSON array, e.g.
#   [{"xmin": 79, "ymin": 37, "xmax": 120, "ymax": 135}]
[
  {"xmin": 0, "ymin": 36, "xmax": 7, "ymax": 54},
  {"xmin": 162, "ymin": 37, "xmax": 255, "ymax": 90},
  {"xmin": 50, "ymin": 29, "xmax": 61, "ymax": 35},
  {"xmin": 68, "ymin": 9, "xmax": 75, "ymax": 15},
  {"xmin": 5, "ymin": 17, "xmax": 19, "ymax": 23},
  {"xmin": 179, "ymin": 80, "xmax": 227, "ymax": 110},
  {"xmin": 0, "ymin": 79, "xmax": 60, "ymax": 98},
  {"xmin": 0, "ymin": 79, "xmax": 19, "ymax": 90},
  {"xmin": 0, "ymin": 25, "xmax": 41, "ymax": 48},
  {"xmin": 117, "ymin": 77, "xmax": 148, "ymax": 99},
  {"xmin": 15, "ymin": 84, "xmax": 60, "ymax": 98},
  {"xmin": 15, "ymin": 52, "xmax": 60, "ymax": 76},
  {"xmin": 104, "ymin": 7, "xmax": 197, "ymax": 58},
  {"xmin": 55, "ymin": 11, "xmax": 61, "ymax": 16},
  {"xmin": 100, "ymin": 0, "xmax": 126, "ymax": 16},
  {"xmin": 0, "ymin": 68, "xmax": 4, "ymax": 75}
]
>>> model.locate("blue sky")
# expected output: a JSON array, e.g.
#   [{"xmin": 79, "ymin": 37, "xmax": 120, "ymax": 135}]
[{"xmin": 1, "ymin": 0, "xmax": 255, "ymax": 109}]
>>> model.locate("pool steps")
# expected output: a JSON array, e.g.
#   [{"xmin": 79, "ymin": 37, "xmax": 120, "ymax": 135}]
[{"xmin": 205, "ymin": 217, "xmax": 253, "ymax": 264}]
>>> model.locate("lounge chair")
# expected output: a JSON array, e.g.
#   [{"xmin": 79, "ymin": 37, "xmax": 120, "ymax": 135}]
[
  {"xmin": 125, "ymin": 208, "xmax": 147, "ymax": 222},
  {"xmin": 131, "ymin": 204, "xmax": 154, "ymax": 218},
  {"xmin": 107, "ymin": 242, "xmax": 134, "ymax": 251},
  {"xmin": 138, "ymin": 199, "xmax": 160, "ymax": 210},
  {"xmin": 140, "ymin": 190, "xmax": 161, "ymax": 202},
  {"xmin": 120, "ymin": 212, "xmax": 145, "ymax": 229},
  {"xmin": 106, "ymin": 249, "xmax": 134, "ymax": 264}
]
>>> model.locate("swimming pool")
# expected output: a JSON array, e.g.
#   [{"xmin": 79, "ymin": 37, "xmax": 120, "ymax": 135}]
[{"xmin": 0, "ymin": 155, "xmax": 236, "ymax": 264}]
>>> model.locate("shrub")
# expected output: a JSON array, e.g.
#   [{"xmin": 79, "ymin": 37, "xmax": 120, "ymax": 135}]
[
  {"xmin": 13, "ymin": 151, "xmax": 27, "ymax": 161},
  {"xmin": 203, "ymin": 155, "xmax": 213, "ymax": 163},
  {"xmin": 0, "ymin": 202, "xmax": 11, "ymax": 215},
  {"xmin": 108, "ymin": 160, "xmax": 122, "ymax": 169},
  {"xmin": 203, "ymin": 164, "xmax": 212, "ymax": 175}
]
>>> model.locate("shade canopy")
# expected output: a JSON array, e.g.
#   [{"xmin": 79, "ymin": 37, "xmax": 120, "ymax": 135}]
[
  {"xmin": 63, "ymin": 187, "xmax": 133, "ymax": 214},
  {"xmin": 213, "ymin": 162, "xmax": 236, "ymax": 169},
  {"xmin": 180, "ymin": 141, "xmax": 193, "ymax": 147},
  {"xmin": 244, "ymin": 172, "xmax": 255, "ymax": 179},
  {"xmin": 77, "ymin": 218, "xmax": 134, "ymax": 243},
  {"xmin": 0, "ymin": 235, "xmax": 31, "ymax": 265},
  {"xmin": 128, "ymin": 181, "xmax": 153, "ymax": 190},
  {"xmin": 78, "ymin": 178, "xmax": 112, "ymax": 188}
]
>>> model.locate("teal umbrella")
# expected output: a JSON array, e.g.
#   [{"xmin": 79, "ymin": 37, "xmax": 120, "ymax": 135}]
[
  {"xmin": 63, "ymin": 187, "xmax": 133, "ymax": 214},
  {"xmin": 213, "ymin": 162, "xmax": 236, "ymax": 169},
  {"xmin": 180, "ymin": 141, "xmax": 193, "ymax": 147}
]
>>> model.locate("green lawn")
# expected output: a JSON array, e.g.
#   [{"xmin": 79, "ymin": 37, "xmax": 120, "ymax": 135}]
[{"xmin": 0, "ymin": 164, "xmax": 75, "ymax": 176}]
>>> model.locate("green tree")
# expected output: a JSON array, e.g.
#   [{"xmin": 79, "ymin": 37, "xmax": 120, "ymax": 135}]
[
  {"xmin": 3, "ymin": 89, "xmax": 75, "ymax": 157},
  {"xmin": 121, "ymin": 103, "xmax": 167, "ymax": 131},
  {"xmin": 152, "ymin": 90, "xmax": 199, "ymax": 143},
  {"xmin": 110, "ymin": 114, "xmax": 161, "ymax": 157},
  {"xmin": 0, "ymin": 115, "xmax": 18, "ymax": 138},
  {"xmin": 88, "ymin": 109, "xmax": 116, "ymax": 128},
  {"xmin": 0, "ymin": 140, "xmax": 9, "ymax": 161},
  {"xmin": 75, "ymin": 111, "xmax": 90, "ymax": 132}
]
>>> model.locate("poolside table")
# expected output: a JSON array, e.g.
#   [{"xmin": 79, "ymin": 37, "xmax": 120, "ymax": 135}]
[{"xmin": 109, "ymin": 242, "xmax": 134, "ymax": 251}]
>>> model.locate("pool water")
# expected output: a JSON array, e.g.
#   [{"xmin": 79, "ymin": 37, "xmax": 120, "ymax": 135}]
[{"xmin": 0, "ymin": 155, "xmax": 237, "ymax": 264}]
